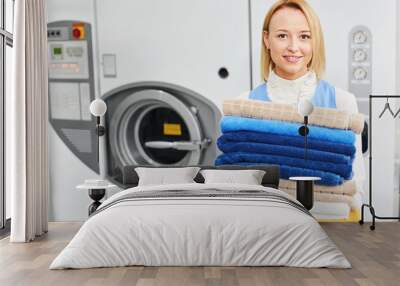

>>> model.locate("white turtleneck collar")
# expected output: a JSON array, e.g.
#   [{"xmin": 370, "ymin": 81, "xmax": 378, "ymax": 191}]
[{"xmin": 266, "ymin": 70, "xmax": 317, "ymax": 105}]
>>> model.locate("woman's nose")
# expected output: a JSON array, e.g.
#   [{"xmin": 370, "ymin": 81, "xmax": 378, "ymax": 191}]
[{"xmin": 287, "ymin": 38, "xmax": 300, "ymax": 52}]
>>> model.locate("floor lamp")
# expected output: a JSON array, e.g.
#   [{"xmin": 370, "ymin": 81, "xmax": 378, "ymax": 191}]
[
  {"xmin": 289, "ymin": 98, "xmax": 320, "ymax": 210},
  {"xmin": 85, "ymin": 99, "xmax": 107, "ymax": 215},
  {"xmin": 297, "ymin": 98, "xmax": 314, "ymax": 160},
  {"xmin": 89, "ymin": 99, "xmax": 107, "ymax": 165}
]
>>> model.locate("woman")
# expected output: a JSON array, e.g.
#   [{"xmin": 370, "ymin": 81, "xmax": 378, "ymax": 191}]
[
  {"xmin": 250, "ymin": 0, "xmax": 353, "ymax": 109},
  {"xmin": 244, "ymin": 0, "xmax": 365, "ymax": 210}
]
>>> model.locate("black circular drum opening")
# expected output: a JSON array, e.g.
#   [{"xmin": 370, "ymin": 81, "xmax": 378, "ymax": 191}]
[{"xmin": 138, "ymin": 107, "xmax": 190, "ymax": 164}]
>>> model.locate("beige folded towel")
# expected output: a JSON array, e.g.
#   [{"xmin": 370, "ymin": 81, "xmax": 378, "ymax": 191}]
[
  {"xmin": 223, "ymin": 99, "xmax": 364, "ymax": 134},
  {"xmin": 279, "ymin": 179, "xmax": 357, "ymax": 196},
  {"xmin": 281, "ymin": 188, "xmax": 353, "ymax": 206}
]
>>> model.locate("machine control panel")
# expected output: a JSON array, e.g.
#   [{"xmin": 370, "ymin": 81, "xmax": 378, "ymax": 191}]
[
  {"xmin": 47, "ymin": 21, "xmax": 98, "ymax": 173},
  {"xmin": 48, "ymin": 23, "xmax": 86, "ymax": 40},
  {"xmin": 48, "ymin": 41, "xmax": 89, "ymax": 79},
  {"xmin": 48, "ymin": 22, "xmax": 93, "ymax": 120}
]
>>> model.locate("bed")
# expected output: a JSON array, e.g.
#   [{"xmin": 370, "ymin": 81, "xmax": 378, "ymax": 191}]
[{"xmin": 50, "ymin": 165, "xmax": 350, "ymax": 269}]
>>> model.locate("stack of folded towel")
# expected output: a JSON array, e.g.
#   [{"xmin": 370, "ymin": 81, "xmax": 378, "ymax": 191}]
[{"xmin": 216, "ymin": 99, "xmax": 364, "ymax": 219}]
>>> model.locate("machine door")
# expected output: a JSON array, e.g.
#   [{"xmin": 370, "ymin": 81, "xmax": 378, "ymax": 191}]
[{"xmin": 109, "ymin": 89, "xmax": 210, "ymax": 167}]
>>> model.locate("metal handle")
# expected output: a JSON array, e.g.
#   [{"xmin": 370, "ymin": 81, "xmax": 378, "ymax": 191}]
[{"xmin": 145, "ymin": 139, "xmax": 211, "ymax": 151}]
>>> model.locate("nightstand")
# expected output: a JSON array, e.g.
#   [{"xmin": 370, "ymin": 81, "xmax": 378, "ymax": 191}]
[
  {"xmin": 289, "ymin": 176, "xmax": 321, "ymax": 210},
  {"xmin": 77, "ymin": 181, "xmax": 116, "ymax": 215}
]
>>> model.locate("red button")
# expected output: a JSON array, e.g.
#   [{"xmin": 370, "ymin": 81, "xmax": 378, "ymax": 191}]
[{"xmin": 72, "ymin": 28, "xmax": 81, "ymax": 38}]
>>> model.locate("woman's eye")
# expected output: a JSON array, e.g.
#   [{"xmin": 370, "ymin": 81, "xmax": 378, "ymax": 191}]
[
  {"xmin": 300, "ymin": 34, "xmax": 311, "ymax": 40},
  {"xmin": 277, "ymin": 34, "xmax": 287, "ymax": 39}
]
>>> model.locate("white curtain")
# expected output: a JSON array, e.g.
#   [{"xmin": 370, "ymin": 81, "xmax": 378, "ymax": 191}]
[{"xmin": 9, "ymin": 0, "xmax": 49, "ymax": 242}]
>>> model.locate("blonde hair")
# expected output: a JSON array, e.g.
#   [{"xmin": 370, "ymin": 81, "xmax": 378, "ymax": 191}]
[{"xmin": 260, "ymin": 0, "xmax": 325, "ymax": 80}]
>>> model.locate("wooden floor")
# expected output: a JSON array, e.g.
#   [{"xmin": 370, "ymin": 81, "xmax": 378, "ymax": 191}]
[{"xmin": 0, "ymin": 222, "xmax": 399, "ymax": 286}]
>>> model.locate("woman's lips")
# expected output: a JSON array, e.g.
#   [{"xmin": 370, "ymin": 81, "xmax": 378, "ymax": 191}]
[{"xmin": 283, "ymin": 55, "xmax": 303, "ymax": 63}]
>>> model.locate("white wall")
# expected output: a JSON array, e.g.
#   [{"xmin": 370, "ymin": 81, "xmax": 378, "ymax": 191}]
[
  {"xmin": 47, "ymin": 0, "xmax": 101, "ymax": 221},
  {"xmin": 95, "ymin": 0, "xmax": 251, "ymax": 109},
  {"xmin": 394, "ymin": 0, "xmax": 400, "ymax": 216},
  {"xmin": 317, "ymin": 0, "xmax": 398, "ymax": 220},
  {"xmin": 395, "ymin": 0, "xmax": 400, "ymax": 110}
]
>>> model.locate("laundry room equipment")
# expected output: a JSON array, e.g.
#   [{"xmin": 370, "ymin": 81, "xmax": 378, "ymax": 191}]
[
  {"xmin": 103, "ymin": 82, "xmax": 221, "ymax": 184},
  {"xmin": 360, "ymin": 95, "xmax": 400, "ymax": 230},
  {"xmin": 47, "ymin": 21, "xmax": 98, "ymax": 173},
  {"xmin": 46, "ymin": 0, "xmax": 251, "ymax": 221},
  {"xmin": 92, "ymin": 0, "xmax": 251, "ymax": 184},
  {"xmin": 94, "ymin": 0, "xmax": 251, "ymax": 109},
  {"xmin": 47, "ymin": 18, "xmax": 102, "ymax": 221}
]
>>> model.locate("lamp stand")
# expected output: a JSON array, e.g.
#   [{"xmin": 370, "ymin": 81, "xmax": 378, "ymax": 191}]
[
  {"xmin": 298, "ymin": 116, "xmax": 309, "ymax": 161},
  {"xmin": 95, "ymin": 116, "xmax": 105, "ymax": 164},
  {"xmin": 96, "ymin": 116, "xmax": 105, "ymax": 136}
]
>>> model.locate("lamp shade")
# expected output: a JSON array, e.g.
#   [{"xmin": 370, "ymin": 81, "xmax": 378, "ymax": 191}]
[
  {"xmin": 297, "ymin": 98, "xmax": 314, "ymax": 117},
  {"xmin": 90, "ymin": 99, "xmax": 107, "ymax": 117}
]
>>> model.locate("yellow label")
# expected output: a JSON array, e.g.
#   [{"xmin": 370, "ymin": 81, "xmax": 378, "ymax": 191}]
[{"xmin": 163, "ymin": 123, "xmax": 182, "ymax": 136}]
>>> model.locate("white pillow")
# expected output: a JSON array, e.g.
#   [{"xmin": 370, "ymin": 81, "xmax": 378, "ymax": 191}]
[
  {"xmin": 135, "ymin": 167, "xmax": 200, "ymax": 186},
  {"xmin": 200, "ymin": 169, "xmax": 266, "ymax": 185}
]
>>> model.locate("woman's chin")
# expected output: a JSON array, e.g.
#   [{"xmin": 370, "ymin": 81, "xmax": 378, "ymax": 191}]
[{"xmin": 276, "ymin": 67, "xmax": 308, "ymax": 80}]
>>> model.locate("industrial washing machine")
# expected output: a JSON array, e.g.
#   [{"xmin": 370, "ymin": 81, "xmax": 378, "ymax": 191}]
[
  {"xmin": 46, "ymin": 0, "xmax": 251, "ymax": 220},
  {"xmin": 102, "ymin": 82, "xmax": 221, "ymax": 185},
  {"xmin": 47, "ymin": 20, "xmax": 221, "ymax": 180}
]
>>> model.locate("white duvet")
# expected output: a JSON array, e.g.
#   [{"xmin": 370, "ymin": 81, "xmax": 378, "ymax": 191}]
[{"xmin": 50, "ymin": 183, "xmax": 350, "ymax": 269}]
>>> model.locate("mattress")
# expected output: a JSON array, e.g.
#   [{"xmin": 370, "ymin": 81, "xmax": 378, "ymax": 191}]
[{"xmin": 50, "ymin": 183, "xmax": 350, "ymax": 269}]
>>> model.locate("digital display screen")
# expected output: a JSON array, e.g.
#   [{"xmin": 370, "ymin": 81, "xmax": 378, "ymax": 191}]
[{"xmin": 53, "ymin": 47, "xmax": 62, "ymax": 55}]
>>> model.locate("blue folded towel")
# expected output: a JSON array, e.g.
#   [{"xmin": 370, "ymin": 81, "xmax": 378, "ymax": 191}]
[
  {"xmin": 215, "ymin": 161, "xmax": 343, "ymax": 186},
  {"xmin": 215, "ymin": 152, "xmax": 352, "ymax": 179},
  {"xmin": 221, "ymin": 116, "xmax": 356, "ymax": 145},
  {"xmin": 217, "ymin": 137, "xmax": 352, "ymax": 165},
  {"xmin": 220, "ymin": 131, "xmax": 356, "ymax": 157}
]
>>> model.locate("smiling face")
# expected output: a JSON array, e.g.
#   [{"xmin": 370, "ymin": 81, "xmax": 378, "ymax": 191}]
[{"xmin": 264, "ymin": 7, "xmax": 312, "ymax": 80}]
